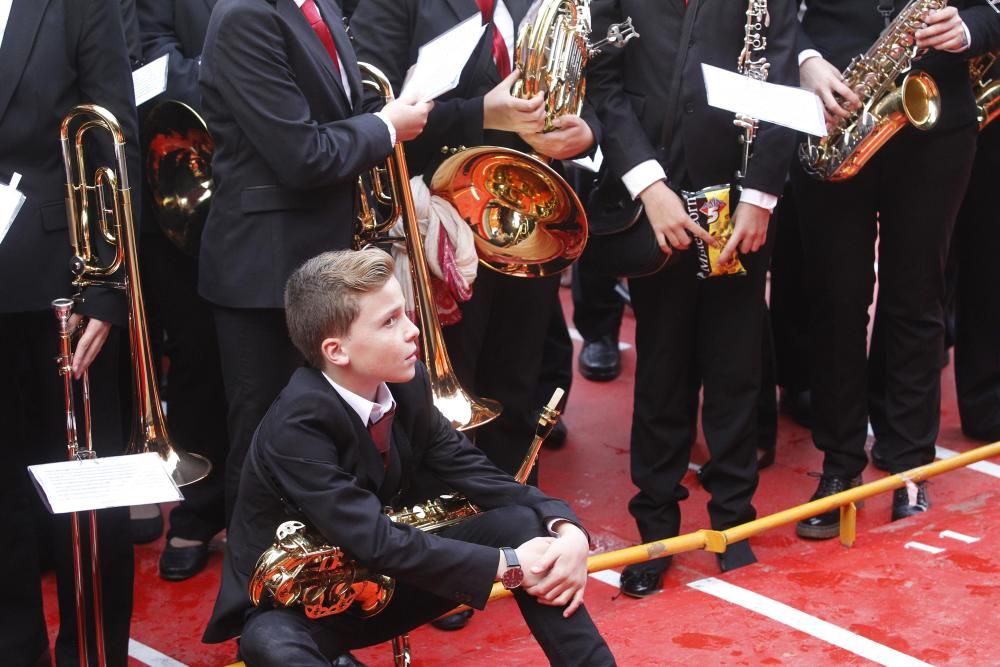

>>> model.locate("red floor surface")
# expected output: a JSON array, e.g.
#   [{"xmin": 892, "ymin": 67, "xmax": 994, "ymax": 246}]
[{"xmin": 43, "ymin": 287, "xmax": 1000, "ymax": 666}]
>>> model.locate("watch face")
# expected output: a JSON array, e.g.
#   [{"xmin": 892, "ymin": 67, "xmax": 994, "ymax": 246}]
[{"xmin": 501, "ymin": 566, "xmax": 524, "ymax": 590}]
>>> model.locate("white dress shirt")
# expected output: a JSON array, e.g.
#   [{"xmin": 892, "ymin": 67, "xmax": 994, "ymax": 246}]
[
  {"xmin": 494, "ymin": 0, "xmax": 516, "ymax": 70},
  {"xmin": 292, "ymin": 0, "xmax": 396, "ymax": 145},
  {"xmin": 622, "ymin": 161, "xmax": 777, "ymax": 212},
  {"xmin": 0, "ymin": 0, "xmax": 14, "ymax": 50},
  {"xmin": 322, "ymin": 372, "xmax": 396, "ymax": 426}
]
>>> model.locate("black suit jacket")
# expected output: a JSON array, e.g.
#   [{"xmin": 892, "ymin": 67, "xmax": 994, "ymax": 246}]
[
  {"xmin": 0, "ymin": 0, "xmax": 137, "ymax": 323},
  {"xmin": 588, "ymin": 0, "xmax": 799, "ymax": 197},
  {"xmin": 137, "ymin": 0, "xmax": 216, "ymax": 109},
  {"xmin": 799, "ymin": 0, "xmax": 1000, "ymax": 132},
  {"xmin": 350, "ymin": 0, "xmax": 600, "ymax": 179},
  {"xmin": 197, "ymin": 0, "xmax": 393, "ymax": 308},
  {"xmin": 203, "ymin": 362, "xmax": 580, "ymax": 642}
]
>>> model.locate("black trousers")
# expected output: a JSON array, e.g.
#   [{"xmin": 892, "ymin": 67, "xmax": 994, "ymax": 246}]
[
  {"xmin": 0, "ymin": 312, "xmax": 133, "ymax": 667},
  {"xmin": 213, "ymin": 307, "xmax": 303, "ymax": 523},
  {"xmin": 238, "ymin": 505, "xmax": 615, "ymax": 667},
  {"xmin": 442, "ymin": 270, "xmax": 560, "ymax": 481},
  {"xmin": 791, "ymin": 124, "xmax": 978, "ymax": 477},
  {"xmin": 142, "ymin": 233, "xmax": 229, "ymax": 542},
  {"xmin": 768, "ymin": 183, "xmax": 811, "ymax": 393},
  {"xmin": 626, "ymin": 227, "xmax": 772, "ymax": 546},
  {"xmin": 571, "ymin": 261, "xmax": 625, "ymax": 343},
  {"xmin": 953, "ymin": 123, "xmax": 1000, "ymax": 440},
  {"xmin": 536, "ymin": 295, "xmax": 574, "ymax": 409}
]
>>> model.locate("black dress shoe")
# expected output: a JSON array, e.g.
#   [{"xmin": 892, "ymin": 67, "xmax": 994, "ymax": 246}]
[
  {"xmin": 779, "ymin": 389, "xmax": 811, "ymax": 428},
  {"xmin": 578, "ymin": 336, "xmax": 621, "ymax": 382},
  {"xmin": 331, "ymin": 652, "xmax": 369, "ymax": 667},
  {"xmin": 717, "ymin": 541, "xmax": 757, "ymax": 572},
  {"xmin": 542, "ymin": 418, "xmax": 568, "ymax": 450},
  {"xmin": 620, "ymin": 559, "xmax": 670, "ymax": 598},
  {"xmin": 130, "ymin": 507, "xmax": 164, "ymax": 545},
  {"xmin": 159, "ymin": 541, "xmax": 210, "ymax": 581},
  {"xmin": 796, "ymin": 474, "xmax": 864, "ymax": 540},
  {"xmin": 891, "ymin": 482, "xmax": 930, "ymax": 521},
  {"xmin": 870, "ymin": 446, "xmax": 889, "ymax": 472},
  {"xmin": 430, "ymin": 609, "xmax": 473, "ymax": 631}
]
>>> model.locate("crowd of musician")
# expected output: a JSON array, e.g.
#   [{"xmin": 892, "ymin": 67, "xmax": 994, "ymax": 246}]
[{"xmin": 2, "ymin": 0, "xmax": 999, "ymax": 665}]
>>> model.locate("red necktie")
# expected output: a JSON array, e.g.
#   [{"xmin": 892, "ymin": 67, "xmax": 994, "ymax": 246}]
[
  {"xmin": 368, "ymin": 406, "xmax": 395, "ymax": 470},
  {"xmin": 476, "ymin": 0, "xmax": 511, "ymax": 78},
  {"xmin": 300, "ymin": 0, "xmax": 341, "ymax": 74}
]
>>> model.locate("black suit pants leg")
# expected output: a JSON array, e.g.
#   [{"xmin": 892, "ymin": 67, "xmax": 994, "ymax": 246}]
[
  {"xmin": 954, "ymin": 125, "xmax": 1000, "ymax": 439},
  {"xmin": 143, "ymin": 234, "xmax": 229, "ymax": 542},
  {"xmin": 769, "ymin": 184, "xmax": 811, "ymax": 392},
  {"xmin": 0, "ymin": 313, "xmax": 133, "ymax": 667},
  {"xmin": 239, "ymin": 505, "xmax": 614, "ymax": 667},
  {"xmin": 213, "ymin": 307, "xmax": 302, "ymax": 524},
  {"xmin": 442, "ymin": 271, "xmax": 560, "ymax": 480},
  {"xmin": 571, "ymin": 262, "xmax": 624, "ymax": 343},
  {"xmin": 627, "ymin": 234, "xmax": 769, "ymax": 542}
]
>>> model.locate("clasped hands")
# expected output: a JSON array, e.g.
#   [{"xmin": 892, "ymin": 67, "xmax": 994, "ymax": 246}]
[
  {"xmin": 484, "ymin": 69, "xmax": 595, "ymax": 159},
  {"xmin": 510, "ymin": 522, "xmax": 590, "ymax": 618}
]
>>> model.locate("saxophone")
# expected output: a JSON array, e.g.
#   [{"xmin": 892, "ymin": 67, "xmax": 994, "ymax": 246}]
[
  {"xmin": 970, "ymin": 51, "xmax": 1000, "ymax": 129},
  {"xmin": 249, "ymin": 389, "xmax": 565, "ymax": 619},
  {"xmin": 799, "ymin": 0, "xmax": 946, "ymax": 181},
  {"xmin": 512, "ymin": 0, "xmax": 638, "ymax": 131}
]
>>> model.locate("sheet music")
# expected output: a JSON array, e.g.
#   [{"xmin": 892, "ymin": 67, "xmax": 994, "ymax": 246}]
[
  {"xmin": 701, "ymin": 64, "xmax": 828, "ymax": 137},
  {"xmin": 401, "ymin": 15, "xmax": 488, "ymax": 102},
  {"xmin": 133, "ymin": 54, "xmax": 169, "ymax": 106},
  {"xmin": 28, "ymin": 453, "xmax": 183, "ymax": 514},
  {"xmin": 0, "ymin": 171, "xmax": 26, "ymax": 247}
]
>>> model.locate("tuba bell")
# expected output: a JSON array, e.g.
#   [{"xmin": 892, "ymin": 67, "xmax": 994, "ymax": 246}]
[
  {"xmin": 356, "ymin": 64, "xmax": 502, "ymax": 432},
  {"xmin": 143, "ymin": 100, "xmax": 214, "ymax": 256},
  {"xmin": 60, "ymin": 104, "xmax": 212, "ymax": 487}
]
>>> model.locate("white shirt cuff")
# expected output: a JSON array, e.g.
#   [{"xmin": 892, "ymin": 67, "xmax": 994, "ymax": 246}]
[
  {"xmin": 621, "ymin": 159, "xmax": 667, "ymax": 200},
  {"xmin": 960, "ymin": 21, "xmax": 972, "ymax": 52},
  {"xmin": 739, "ymin": 188, "xmax": 778, "ymax": 213},
  {"xmin": 374, "ymin": 111, "xmax": 397, "ymax": 148},
  {"xmin": 798, "ymin": 49, "xmax": 822, "ymax": 66}
]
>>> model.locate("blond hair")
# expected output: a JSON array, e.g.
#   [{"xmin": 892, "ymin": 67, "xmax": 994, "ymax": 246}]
[{"xmin": 284, "ymin": 248, "xmax": 395, "ymax": 368}]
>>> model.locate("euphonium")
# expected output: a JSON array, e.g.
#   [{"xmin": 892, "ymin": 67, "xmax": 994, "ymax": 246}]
[
  {"xmin": 355, "ymin": 63, "xmax": 502, "ymax": 432},
  {"xmin": 511, "ymin": 0, "xmax": 637, "ymax": 131},
  {"xmin": 249, "ymin": 390, "xmax": 565, "ymax": 619},
  {"xmin": 799, "ymin": 0, "xmax": 945, "ymax": 181},
  {"xmin": 60, "ymin": 104, "xmax": 212, "ymax": 487},
  {"xmin": 143, "ymin": 100, "xmax": 214, "ymax": 256},
  {"xmin": 970, "ymin": 51, "xmax": 1000, "ymax": 130}
]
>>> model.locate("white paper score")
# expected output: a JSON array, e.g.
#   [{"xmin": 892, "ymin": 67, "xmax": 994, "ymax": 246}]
[
  {"xmin": 401, "ymin": 15, "xmax": 488, "ymax": 102},
  {"xmin": 28, "ymin": 452, "xmax": 183, "ymax": 514},
  {"xmin": 0, "ymin": 171, "xmax": 26, "ymax": 247},
  {"xmin": 133, "ymin": 54, "xmax": 169, "ymax": 107},
  {"xmin": 701, "ymin": 64, "xmax": 827, "ymax": 137}
]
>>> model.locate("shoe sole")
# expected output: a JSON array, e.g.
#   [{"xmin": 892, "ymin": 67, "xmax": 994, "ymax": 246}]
[
  {"xmin": 580, "ymin": 368, "xmax": 621, "ymax": 382},
  {"xmin": 796, "ymin": 500, "xmax": 865, "ymax": 540},
  {"xmin": 619, "ymin": 587, "xmax": 662, "ymax": 599}
]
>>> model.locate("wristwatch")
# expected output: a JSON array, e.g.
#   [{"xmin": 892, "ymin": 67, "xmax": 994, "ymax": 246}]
[{"xmin": 499, "ymin": 547, "xmax": 523, "ymax": 590}]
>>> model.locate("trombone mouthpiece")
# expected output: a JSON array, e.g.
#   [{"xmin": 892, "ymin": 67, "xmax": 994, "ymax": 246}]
[{"xmin": 52, "ymin": 298, "xmax": 75, "ymax": 321}]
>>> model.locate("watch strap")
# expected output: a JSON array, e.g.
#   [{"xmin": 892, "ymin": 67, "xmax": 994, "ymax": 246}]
[{"xmin": 501, "ymin": 546, "xmax": 519, "ymax": 569}]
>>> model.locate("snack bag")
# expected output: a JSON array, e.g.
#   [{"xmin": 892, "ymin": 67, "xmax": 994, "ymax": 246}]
[{"xmin": 681, "ymin": 183, "xmax": 746, "ymax": 279}]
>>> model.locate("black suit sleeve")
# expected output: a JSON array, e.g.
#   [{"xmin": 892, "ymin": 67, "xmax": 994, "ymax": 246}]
[
  {"xmin": 137, "ymin": 0, "xmax": 200, "ymax": 107},
  {"xmin": 206, "ymin": 4, "xmax": 392, "ymax": 189},
  {"xmin": 587, "ymin": 0, "xmax": 660, "ymax": 180},
  {"xmin": 351, "ymin": 0, "xmax": 487, "ymax": 175},
  {"xmin": 742, "ymin": 0, "xmax": 799, "ymax": 196},
  {"xmin": 76, "ymin": 0, "xmax": 141, "ymax": 326},
  {"xmin": 962, "ymin": 5, "xmax": 1000, "ymax": 56}
]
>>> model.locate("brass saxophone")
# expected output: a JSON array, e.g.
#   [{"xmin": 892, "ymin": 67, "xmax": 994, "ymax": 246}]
[
  {"xmin": 799, "ymin": 0, "xmax": 946, "ymax": 181},
  {"xmin": 249, "ymin": 390, "xmax": 566, "ymax": 619},
  {"xmin": 970, "ymin": 51, "xmax": 1000, "ymax": 129},
  {"xmin": 512, "ymin": 0, "xmax": 638, "ymax": 131}
]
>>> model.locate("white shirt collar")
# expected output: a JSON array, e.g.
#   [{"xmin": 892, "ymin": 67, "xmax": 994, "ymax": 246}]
[
  {"xmin": 0, "ymin": 0, "xmax": 14, "ymax": 51},
  {"xmin": 322, "ymin": 372, "xmax": 396, "ymax": 425}
]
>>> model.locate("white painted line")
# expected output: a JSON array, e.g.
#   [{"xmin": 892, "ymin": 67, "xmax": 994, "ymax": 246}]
[
  {"xmin": 867, "ymin": 422, "xmax": 874, "ymax": 437},
  {"xmin": 904, "ymin": 542, "xmax": 945, "ymax": 555},
  {"xmin": 939, "ymin": 530, "xmax": 980, "ymax": 544},
  {"xmin": 589, "ymin": 569, "xmax": 621, "ymax": 588},
  {"xmin": 935, "ymin": 446, "xmax": 1000, "ymax": 479},
  {"xmin": 688, "ymin": 578, "xmax": 932, "ymax": 667},
  {"xmin": 128, "ymin": 639, "xmax": 189, "ymax": 667},
  {"xmin": 688, "ymin": 462, "xmax": 702, "ymax": 472},
  {"xmin": 567, "ymin": 328, "xmax": 633, "ymax": 351}
]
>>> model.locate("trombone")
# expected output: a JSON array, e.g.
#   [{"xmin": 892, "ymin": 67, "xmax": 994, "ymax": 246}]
[
  {"xmin": 356, "ymin": 66, "xmax": 502, "ymax": 432},
  {"xmin": 56, "ymin": 104, "xmax": 212, "ymax": 665}
]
